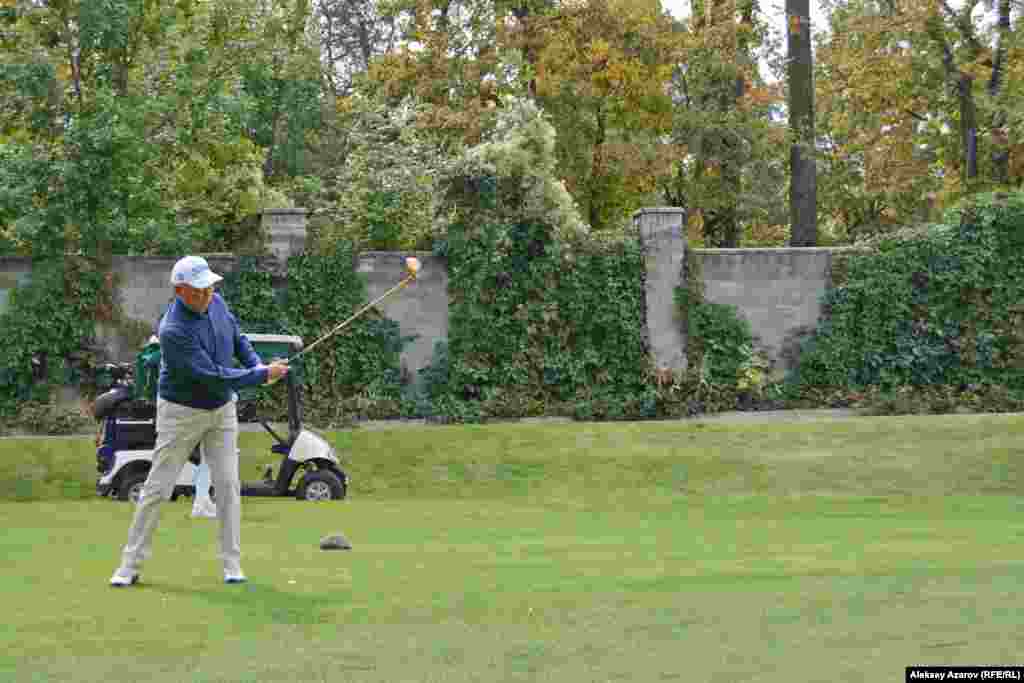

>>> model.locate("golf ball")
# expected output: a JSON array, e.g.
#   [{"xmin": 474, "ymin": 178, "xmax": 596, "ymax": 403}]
[{"xmin": 405, "ymin": 256, "xmax": 421, "ymax": 274}]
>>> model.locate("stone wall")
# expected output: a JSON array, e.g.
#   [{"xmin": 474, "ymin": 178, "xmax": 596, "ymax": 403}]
[
  {"xmin": 262, "ymin": 209, "xmax": 308, "ymax": 262},
  {"xmin": 634, "ymin": 211, "xmax": 859, "ymax": 374},
  {"xmin": 635, "ymin": 208, "xmax": 687, "ymax": 370},
  {"xmin": 97, "ymin": 254, "xmax": 240, "ymax": 361},
  {"xmin": 0, "ymin": 221, "xmax": 446, "ymax": 384},
  {"xmin": 0, "ymin": 208, "xmax": 855, "ymax": 387},
  {"xmin": 1, "ymin": 252, "xmax": 446, "ymax": 378},
  {"xmin": 357, "ymin": 251, "xmax": 448, "ymax": 379},
  {"xmin": 692, "ymin": 248, "xmax": 848, "ymax": 372}
]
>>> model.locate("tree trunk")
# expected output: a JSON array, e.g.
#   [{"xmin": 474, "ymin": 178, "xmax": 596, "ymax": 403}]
[
  {"xmin": 263, "ymin": 102, "xmax": 282, "ymax": 181},
  {"xmin": 718, "ymin": 157, "xmax": 741, "ymax": 247},
  {"xmin": 589, "ymin": 105, "xmax": 607, "ymax": 230},
  {"xmin": 511, "ymin": 2, "xmax": 539, "ymax": 98},
  {"xmin": 931, "ymin": 15, "xmax": 980, "ymax": 190},
  {"xmin": 988, "ymin": 0, "xmax": 1011, "ymax": 185},
  {"xmin": 787, "ymin": 0, "xmax": 817, "ymax": 246},
  {"xmin": 959, "ymin": 73, "xmax": 978, "ymax": 183},
  {"xmin": 692, "ymin": 0, "xmax": 745, "ymax": 248},
  {"xmin": 714, "ymin": 1, "xmax": 753, "ymax": 249}
]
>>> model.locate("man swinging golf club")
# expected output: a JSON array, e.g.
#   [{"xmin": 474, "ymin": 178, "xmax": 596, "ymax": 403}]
[{"xmin": 109, "ymin": 256, "xmax": 288, "ymax": 587}]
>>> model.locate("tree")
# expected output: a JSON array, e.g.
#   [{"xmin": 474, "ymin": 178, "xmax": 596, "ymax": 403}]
[
  {"xmin": 987, "ymin": 0, "xmax": 1013, "ymax": 184},
  {"xmin": 0, "ymin": 1, "xmax": 186, "ymax": 259},
  {"xmin": 923, "ymin": 0, "xmax": 1020, "ymax": 192},
  {"xmin": 304, "ymin": 94, "xmax": 447, "ymax": 252},
  {"xmin": 814, "ymin": 0, "xmax": 943, "ymax": 238},
  {"xmin": 365, "ymin": 0, "xmax": 680, "ymax": 232},
  {"xmin": 787, "ymin": 0, "xmax": 817, "ymax": 245},
  {"xmin": 665, "ymin": 0, "xmax": 786, "ymax": 247},
  {"xmin": 814, "ymin": 0, "xmax": 1022, "ymax": 238},
  {"xmin": 236, "ymin": 0, "xmax": 324, "ymax": 182},
  {"xmin": 315, "ymin": 0, "xmax": 405, "ymax": 98},
  {"xmin": 0, "ymin": 0, "xmax": 292, "ymax": 257},
  {"xmin": 528, "ymin": 0, "xmax": 678, "ymax": 230},
  {"xmin": 440, "ymin": 94, "xmax": 589, "ymax": 240},
  {"xmin": 366, "ymin": 0, "xmax": 517, "ymax": 148},
  {"xmin": 988, "ymin": 0, "xmax": 1013, "ymax": 185}
]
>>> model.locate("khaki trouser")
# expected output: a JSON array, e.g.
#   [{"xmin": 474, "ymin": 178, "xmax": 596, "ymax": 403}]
[{"xmin": 117, "ymin": 398, "xmax": 242, "ymax": 576}]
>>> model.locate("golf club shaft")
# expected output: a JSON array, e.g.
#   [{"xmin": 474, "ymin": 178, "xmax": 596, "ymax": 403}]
[{"xmin": 286, "ymin": 275, "xmax": 414, "ymax": 364}]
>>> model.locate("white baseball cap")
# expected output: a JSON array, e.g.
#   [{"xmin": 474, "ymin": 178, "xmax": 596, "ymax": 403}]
[{"xmin": 170, "ymin": 256, "xmax": 223, "ymax": 289}]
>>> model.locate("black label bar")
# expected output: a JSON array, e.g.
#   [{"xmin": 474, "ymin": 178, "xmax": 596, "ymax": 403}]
[{"xmin": 907, "ymin": 667, "xmax": 1024, "ymax": 682}]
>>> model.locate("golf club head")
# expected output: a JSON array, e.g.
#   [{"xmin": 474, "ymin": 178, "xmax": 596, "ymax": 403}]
[{"xmin": 405, "ymin": 256, "xmax": 421, "ymax": 279}]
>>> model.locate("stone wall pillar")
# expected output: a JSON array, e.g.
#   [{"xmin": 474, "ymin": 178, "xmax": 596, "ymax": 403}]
[
  {"xmin": 0, "ymin": 260, "xmax": 31, "ymax": 317},
  {"xmin": 635, "ymin": 208, "xmax": 687, "ymax": 372},
  {"xmin": 262, "ymin": 208, "xmax": 308, "ymax": 261}
]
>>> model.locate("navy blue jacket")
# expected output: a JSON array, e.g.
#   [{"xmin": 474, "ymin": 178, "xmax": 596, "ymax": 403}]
[{"xmin": 157, "ymin": 294, "xmax": 268, "ymax": 410}]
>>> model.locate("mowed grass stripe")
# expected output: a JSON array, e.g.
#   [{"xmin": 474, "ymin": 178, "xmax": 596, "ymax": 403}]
[
  {"xmin": 3, "ymin": 414, "xmax": 1023, "ymax": 501},
  {"xmin": 2, "ymin": 499, "xmax": 1022, "ymax": 682},
  {"xmin": 1, "ymin": 415, "xmax": 1023, "ymax": 681}
]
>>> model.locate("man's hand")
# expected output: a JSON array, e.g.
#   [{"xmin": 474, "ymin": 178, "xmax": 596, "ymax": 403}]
[{"xmin": 265, "ymin": 361, "xmax": 289, "ymax": 385}]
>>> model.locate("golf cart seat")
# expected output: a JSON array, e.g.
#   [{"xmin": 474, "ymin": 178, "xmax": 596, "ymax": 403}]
[{"xmin": 93, "ymin": 385, "xmax": 133, "ymax": 420}]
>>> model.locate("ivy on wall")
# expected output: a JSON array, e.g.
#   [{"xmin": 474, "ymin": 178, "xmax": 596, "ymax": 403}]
[
  {"xmin": 219, "ymin": 250, "xmax": 415, "ymax": 427},
  {"xmin": 224, "ymin": 96, "xmax": 767, "ymax": 425},
  {"xmin": 794, "ymin": 192, "xmax": 1024, "ymax": 388},
  {"xmin": 673, "ymin": 250, "xmax": 770, "ymax": 406},
  {"xmin": 218, "ymin": 257, "xmax": 289, "ymax": 336},
  {"xmin": 0, "ymin": 257, "xmax": 109, "ymax": 431},
  {"xmin": 788, "ymin": 191, "xmax": 1024, "ymax": 411},
  {"xmin": 10, "ymin": 105, "xmax": 1022, "ymax": 431},
  {"xmin": 418, "ymin": 98, "xmax": 662, "ymax": 422},
  {"xmin": 433, "ymin": 214, "xmax": 652, "ymax": 422}
]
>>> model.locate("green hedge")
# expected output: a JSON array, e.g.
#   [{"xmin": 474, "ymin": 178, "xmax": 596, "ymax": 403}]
[
  {"xmin": 790, "ymin": 191, "xmax": 1024, "ymax": 396},
  {"xmin": 220, "ymin": 226, "xmax": 742, "ymax": 425},
  {"xmin": 0, "ymin": 258, "xmax": 108, "ymax": 419},
  {"xmin": 430, "ymin": 215, "xmax": 651, "ymax": 421},
  {"xmin": 219, "ymin": 250, "xmax": 414, "ymax": 427}
]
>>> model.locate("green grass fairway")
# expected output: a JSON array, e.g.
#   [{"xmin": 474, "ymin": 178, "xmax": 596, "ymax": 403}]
[{"xmin": 2, "ymin": 415, "xmax": 1024, "ymax": 682}]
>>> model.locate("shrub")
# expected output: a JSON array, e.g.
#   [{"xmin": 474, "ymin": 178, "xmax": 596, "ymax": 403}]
[
  {"xmin": 411, "ymin": 97, "xmax": 655, "ymax": 422},
  {"xmin": 218, "ymin": 247, "xmax": 416, "ymax": 427},
  {"xmin": 790, "ymin": 191, "xmax": 1024, "ymax": 399}
]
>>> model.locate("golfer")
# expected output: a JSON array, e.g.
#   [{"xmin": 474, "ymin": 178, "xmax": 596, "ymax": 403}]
[{"xmin": 110, "ymin": 255, "xmax": 288, "ymax": 587}]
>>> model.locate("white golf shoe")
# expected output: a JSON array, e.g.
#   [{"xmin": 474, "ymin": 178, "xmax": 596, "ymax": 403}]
[
  {"xmin": 190, "ymin": 497, "xmax": 217, "ymax": 518},
  {"xmin": 224, "ymin": 571, "xmax": 247, "ymax": 584},
  {"xmin": 109, "ymin": 571, "xmax": 140, "ymax": 587}
]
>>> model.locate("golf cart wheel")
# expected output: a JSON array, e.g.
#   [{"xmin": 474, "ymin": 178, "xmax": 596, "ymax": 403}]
[
  {"xmin": 296, "ymin": 470, "xmax": 345, "ymax": 501},
  {"xmin": 117, "ymin": 472, "xmax": 148, "ymax": 503}
]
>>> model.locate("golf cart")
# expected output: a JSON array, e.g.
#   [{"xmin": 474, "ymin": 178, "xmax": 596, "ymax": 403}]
[{"xmin": 93, "ymin": 334, "xmax": 348, "ymax": 504}]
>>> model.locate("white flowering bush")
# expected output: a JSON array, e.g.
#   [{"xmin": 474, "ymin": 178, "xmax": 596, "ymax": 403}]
[
  {"xmin": 304, "ymin": 95, "xmax": 447, "ymax": 252},
  {"xmin": 440, "ymin": 96, "xmax": 589, "ymax": 243}
]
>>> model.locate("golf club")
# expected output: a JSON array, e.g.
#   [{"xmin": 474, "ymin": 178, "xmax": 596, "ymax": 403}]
[{"xmin": 283, "ymin": 256, "xmax": 421, "ymax": 365}]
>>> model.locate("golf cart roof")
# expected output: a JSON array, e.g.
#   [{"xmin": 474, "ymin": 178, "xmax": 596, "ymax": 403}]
[
  {"xmin": 142, "ymin": 334, "xmax": 303, "ymax": 349},
  {"xmin": 245, "ymin": 333, "xmax": 304, "ymax": 349}
]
